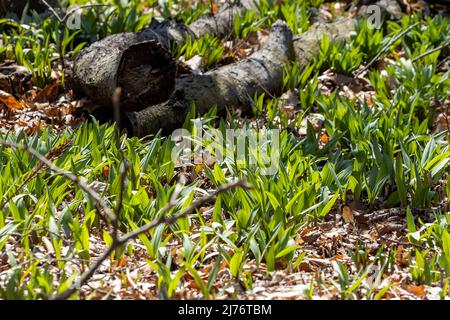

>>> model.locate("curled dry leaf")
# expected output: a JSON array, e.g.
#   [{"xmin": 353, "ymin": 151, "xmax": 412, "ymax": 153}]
[
  {"xmin": 395, "ymin": 245, "xmax": 409, "ymax": 267},
  {"xmin": 403, "ymin": 284, "xmax": 426, "ymax": 297},
  {"xmin": 319, "ymin": 132, "xmax": 329, "ymax": 145},
  {"xmin": 0, "ymin": 90, "xmax": 26, "ymax": 110},
  {"xmin": 41, "ymin": 236, "xmax": 55, "ymax": 255},
  {"xmin": 210, "ymin": 2, "xmax": 219, "ymax": 15},
  {"xmin": 102, "ymin": 165, "xmax": 110, "ymax": 180},
  {"xmin": 341, "ymin": 205, "xmax": 355, "ymax": 224},
  {"xmin": 34, "ymin": 82, "xmax": 61, "ymax": 103}
]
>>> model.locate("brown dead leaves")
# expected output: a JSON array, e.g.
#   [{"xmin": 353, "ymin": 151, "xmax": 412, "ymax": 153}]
[
  {"xmin": 0, "ymin": 80, "xmax": 84, "ymax": 134},
  {"xmin": 0, "ymin": 89, "xmax": 26, "ymax": 110}
]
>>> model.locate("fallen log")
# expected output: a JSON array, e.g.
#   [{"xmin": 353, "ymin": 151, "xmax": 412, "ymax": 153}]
[
  {"xmin": 292, "ymin": 18, "xmax": 355, "ymax": 66},
  {"xmin": 72, "ymin": 36, "xmax": 177, "ymax": 112},
  {"xmin": 123, "ymin": 18, "xmax": 356, "ymax": 137},
  {"xmin": 72, "ymin": 1, "xmax": 255, "ymax": 111},
  {"xmin": 73, "ymin": 0, "xmax": 402, "ymax": 133}
]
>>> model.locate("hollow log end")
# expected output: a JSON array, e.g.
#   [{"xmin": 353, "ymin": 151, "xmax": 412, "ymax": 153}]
[
  {"xmin": 72, "ymin": 36, "xmax": 177, "ymax": 112},
  {"xmin": 117, "ymin": 39, "xmax": 177, "ymax": 112}
]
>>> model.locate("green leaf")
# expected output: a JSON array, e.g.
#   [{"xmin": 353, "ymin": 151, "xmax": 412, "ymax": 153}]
[
  {"xmin": 187, "ymin": 266, "xmax": 210, "ymax": 299},
  {"xmin": 406, "ymin": 207, "xmax": 416, "ymax": 233},
  {"xmin": 275, "ymin": 245, "xmax": 300, "ymax": 259},
  {"xmin": 319, "ymin": 192, "xmax": 339, "ymax": 218},
  {"xmin": 229, "ymin": 250, "xmax": 243, "ymax": 278},
  {"xmin": 442, "ymin": 230, "xmax": 450, "ymax": 258},
  {"xmin": 266, "ymin": 191, "xmax": 280, "ymax": 210},
  {"xmin": 0, "ymin": 222, "xmax": 21, "ymax": 251}
]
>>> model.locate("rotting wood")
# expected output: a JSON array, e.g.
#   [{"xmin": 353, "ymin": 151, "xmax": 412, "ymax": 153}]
[
  {"xmin": 71, "ymin": 1, "xmax": 256, "ymax": 111},
  {"xmin": 73, "ymin": 0, "xmax": 404, "ymax": 134},
  {"xmin": 123, "ymin": 18, "xmax": 356, "ymax": 137},
  {"xmin": 72, "ymin": 38, "xmax": 177, "ymax": 112}
]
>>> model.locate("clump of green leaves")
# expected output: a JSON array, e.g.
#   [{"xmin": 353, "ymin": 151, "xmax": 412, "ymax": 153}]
[{"xmin": 174, "ymin": 34, "xmax": 225, "ymax": 69}]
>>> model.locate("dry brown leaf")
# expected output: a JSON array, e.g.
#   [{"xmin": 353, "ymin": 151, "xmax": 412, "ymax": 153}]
[
  {"xmin": 378, "ymin": 223, "xmax": 403, "ymax": 235},
  {"xmin": 210, "ymin": 2, "xmax": 219, "ymax": 15},
  {"xmin": 119, "ymin": 256, "xmax": 127, "ymax": 268},
  {"xmin": 298, "ymin": 261, "xmax": 314, "ymax": 272},
  {"xmin": 204, "ymin": 153, "xmax": 217, "ymax": 168},
  {"xmin": 330, "ymin": 254, "xmax": 345, "ymax": 261},
  {"xmin": 435, "ymin": 112, "xmax": 449, "ymax": 133},
  {"xmin": 257, "ymin": 29, "xmax": 270, "ymax": 46},
  {"xmin": 237, "ymin": 48, "xmax": 253, "ymax": 58},
  {"xmin": 395, "ymin": 245, "xmax": 409, "ymax": 267},
  {"xmin": 41, "ymin": 236, "xmax": 55, "ymax": 255},
  {"xmin": 0, "ymin": 90, "xmax": 26, "ymax": 110},
  {"xmin": 102, "ymin": 165, "xmax": 110, "ymax": 180},
  {"xmin": 342, "ymin": 205, "xmax": 355, "ymax": 224},
  {"xmin": 366, "ymin": 94, "xmax": 374, "ymax": 107},
  {"xmin": 219, "ymin": 260, "xmax": 228, "ymax": 270},
  {"xmin": 306, "ymin": 257, "xmax": 332, "ymax": 268},
  {"xmin": 403, "ymin": 284, "xmax": 426, "ymax": 297},
  {"xmin": 300, "ymin": 230, "xmax": 321, "ymax": 244},
  {"xmin": 34, "ymin": 82, "xmax": 60, "ymax": 103},
  {"xmin": 319, "ymin": 132, "xmax": 329, "ymax": 145},
  {"xmin": 295, "ymin": 234, "xmax": 305, "ymax": 245}
]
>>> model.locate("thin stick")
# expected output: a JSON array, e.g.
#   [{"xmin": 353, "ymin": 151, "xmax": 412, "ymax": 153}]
[
  {"xmin": 40, "ymin": 0, "xmax": 62, "ymax": 22},
  {"xmin": 412, "ymin": 39, "xmax": 450, "ymax": 63},
  {"xmin": 0, "ymin": 139, "xmax": 115, "ymax": 222},
  {"xmin": 63, "ymin": 4, "xmax": 109, "ymax": 23},
  {"xmin": 50, "ymin": 179, "xmax": 252, "ymax": 300},
  {"xmin": 0, "ymin": 140, "xmax": 72, "ymax": 210},
  {"xmin": 354, "ymin": 22, "xmax": 420, "ymax": 78},
  {"xmin": 368, "ymin": 218, "xmax": 432, "ymax": 251},
  {"xmin": 40, "ymin": 1, "xmax": 109, "ymax": 24}
]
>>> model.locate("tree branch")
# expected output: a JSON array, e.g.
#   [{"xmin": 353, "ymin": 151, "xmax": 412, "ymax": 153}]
[
  {"xmin": 0, "ymin": 139, "xmax": 115, "ymax": 222},
  {"xmin": 50, "ymin": 179, "xmax": 252, "ymax": 300},
  {"xmin": 354, "ymin": 22, "xmax": 420, "ymax": 78}
]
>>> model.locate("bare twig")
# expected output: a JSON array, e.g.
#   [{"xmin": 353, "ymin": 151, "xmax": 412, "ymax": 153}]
[
  {"xmin": 111, "ymin": 87, "xmax": 127, "ymax": 250},
  {"xmin": 40, "ymin": 0, "xmax": 62, "ymax": 21},
  {"xmin": 0, "ymin": 139, "xmax": 115, "ymax": 222},
  {"xmin": 63, "ymin": 4, "xmax": 109, "ymax": 23},
  {"xmin": 50, "ymin": 179, "xmax": 252, "ymax": 300},
  {"xmin": 354, "ymin": 22, "xmax": 420, "ymax": 78},
  {"xmin": 0, "ymin": 140, "xmax": 72, "ymax": 210},
  {"xmin": 40, "ymin": 1, "xmax": 109, "ymax": 24},
  {"xmin": 111, "ymin": 161, "xmax": 127, "ymax": 248},
  {"xmin": 412, "ymin": 39, "xmax": 450, "ymax": 63},
  {"xmin": 368, "ymin": 218, "xmax": 432, "ymax": 251}
]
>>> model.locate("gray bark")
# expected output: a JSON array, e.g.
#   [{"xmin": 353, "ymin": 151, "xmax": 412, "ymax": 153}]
[
  {"xmin": 71, "ymin": 2, "xmax": 253, "ymax": 111},
  {"xmin": 292, "ymin": 18, "xmax": 355, "ymax": 66},
  {"xmin": 124, "ymin": 19, "xmax": 357, "ymax": 137},
  {"xmin": 71, "ymin": 36, "xmax": 176, "ymax": 112},
  {"xmin": 358, "ymin": 0, "xmax": 403, "ymax": 21}
]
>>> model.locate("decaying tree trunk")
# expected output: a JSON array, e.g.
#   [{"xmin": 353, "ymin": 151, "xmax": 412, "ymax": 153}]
[
  {"xmin": 72, "ymin": 36, "xmax": 177, "ymax": 112},
  {"xmin": 123, "ymin": 18, "xmax": 356, "ymax": 137},
  {"xmin": 72, "ymin": 1, "xmax": 255, "ymax": 111},
  {"xmin": 72, "ymin": 0, "xmax": 405, "ymax": 136}
]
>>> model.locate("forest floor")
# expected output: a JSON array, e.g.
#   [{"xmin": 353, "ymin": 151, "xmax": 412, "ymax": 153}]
[{"xmin": 0, "ymin": 0, "xmax": 450, "ymax": 300}]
